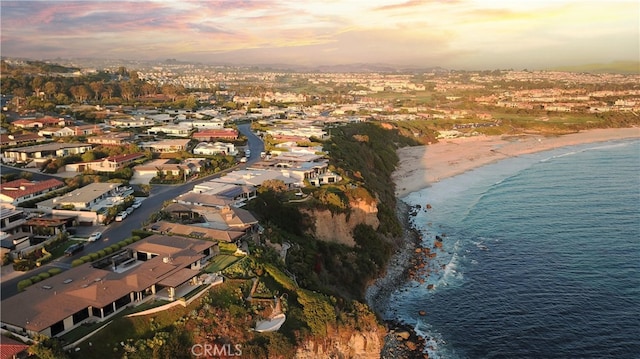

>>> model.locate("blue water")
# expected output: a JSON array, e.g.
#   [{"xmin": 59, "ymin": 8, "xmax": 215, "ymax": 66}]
[{"xmin": 387, "ymin": 139, "xmax": 640, "ymax": 359}]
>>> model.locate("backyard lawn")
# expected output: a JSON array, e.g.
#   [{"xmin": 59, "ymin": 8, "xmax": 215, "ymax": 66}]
[{"xmin": 205, "ymin": 254, "xmax": 240, "ymax": 273}]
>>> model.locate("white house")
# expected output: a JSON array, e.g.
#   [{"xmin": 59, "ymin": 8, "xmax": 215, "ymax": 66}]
[{"xmin": 192, "ymin": 142, "xmax": 237, "ymax": 156}]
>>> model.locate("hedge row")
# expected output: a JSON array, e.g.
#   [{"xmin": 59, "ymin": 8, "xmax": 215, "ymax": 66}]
[{"xmin": 71, "ymin": 236, "xmax": 141, "ymax": 267}]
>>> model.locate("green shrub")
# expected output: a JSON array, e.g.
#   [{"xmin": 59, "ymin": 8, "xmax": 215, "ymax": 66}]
[
  {"xmin": 13, "ymin": 259, "xmax": 35, "ymax": 272},
  {"xmin": 117, "ymin": 241, "xmax": 128, "ymax": 248},
  {"xmin": 104, "ymin": 247, "xmax": 113, "ymax": 255},
  {"xmin": 48, "ymin": 268, "xmax": 62, "ymax": 276},
  {"xmin": 71, "ymin": 259, "xmax": 84, "ymax": 267},
  {"xmin": 109, "ymin": 244, "xmax": 121, "ymax": 252},
  {"xmin": 80, "ymin": 255, "xmax": 91, "ymax": 263},
  {"xmin": 97, "ymin": 250, "xmax": 107, "ymax": 258},
  {"xmin": 89, "ymin": 253, "xmax": 100, "ymax": 261},
  {"xmin": 17, "ymin": 279, "xmax": 33, "ymax": 291},
  {"xmin": 29, "ymin": 275, "xmax": 42, "ymax": 284},
  {"xmin": 130, "ymin": 235, "xmax": 142, "ymax": 242},
  {"xmin": 38, "ymin": 272, "xmax": 51, "ymax": 280}
]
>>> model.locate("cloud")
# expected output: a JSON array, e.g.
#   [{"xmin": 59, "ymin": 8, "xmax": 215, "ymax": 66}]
[
  {"xmin": 1, "ymin": 0, "xmax": 637, "ymax": 69},
  {"xmin": 373, "ymin": 0, "xmax": 462, "ymax": 12}
]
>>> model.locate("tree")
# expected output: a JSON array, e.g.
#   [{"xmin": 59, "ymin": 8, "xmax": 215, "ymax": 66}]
[
  {"xmin": 259, "ymin": 179, "xmax": 288, "ymax": 194},
  {"xmin": 28, "ymin": 334, "xmax": 70, "ymax": 359},
  {"xmin": 89, "ymin": 81, "xmax": 105, "ymax": 101},
  {"xmin": 81, "ymin": 151, "xmax": 96, "ymax": 162},
  {"xmin": 43, "ymin": 81, "xmax": 59, "ymax": 99}
]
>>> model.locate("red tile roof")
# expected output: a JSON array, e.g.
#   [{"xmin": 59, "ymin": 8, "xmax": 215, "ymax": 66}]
[
  {"xmin": 193, "ymin": 129, "xmax": 238, "ymax": 139},
  {"xmin": 0, "ymin": 178, "xmax": 65, "ymax": 200},
  {"xmin": 0, "ymin": 336, "xmax": 29, "ymax": 359}
]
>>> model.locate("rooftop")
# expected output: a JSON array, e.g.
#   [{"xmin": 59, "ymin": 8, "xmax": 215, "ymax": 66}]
[{"xmin": 0, "ymin": 178, "xmax": 65, "ymax": 200}]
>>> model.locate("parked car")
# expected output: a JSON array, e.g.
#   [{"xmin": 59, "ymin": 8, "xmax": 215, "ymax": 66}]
[
  {"xmin": 64, "ymin": 243, "xmax": 84, "ymax": 256},
  {"xmin": 115, "ymin": 211, "xmax": 128, "ymax": 222},
  {"xmin": 126, "ymin": 207, "xmax": 134, "ymax": 215},
  {"xmin": 88, "ymin": 231, "xmax": 102, "ymax": 242},
  {"xmin": 131, "ymin": 200, "xmax": 142, "ymax": 209}
]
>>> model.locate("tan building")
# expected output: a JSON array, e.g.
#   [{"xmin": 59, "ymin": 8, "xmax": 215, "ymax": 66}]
[{"xmin": 0, "ymin": 235, "xmax": 218, "ymax": 338}]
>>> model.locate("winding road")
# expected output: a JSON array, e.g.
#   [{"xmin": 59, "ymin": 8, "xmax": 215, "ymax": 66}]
[{"xmin": 0, "ymin": 123, "xmax": 263, "ymax": 299}]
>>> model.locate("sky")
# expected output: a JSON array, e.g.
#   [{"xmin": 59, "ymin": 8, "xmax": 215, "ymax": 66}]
[{"xmin": 1, "ymin": 0, "xmax": 638, "ymax": 70}]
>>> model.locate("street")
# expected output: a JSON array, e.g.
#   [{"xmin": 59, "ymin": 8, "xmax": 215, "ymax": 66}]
[{"xmin": 0, "ymin": 123, "xmax": 263, "ymax": 299}]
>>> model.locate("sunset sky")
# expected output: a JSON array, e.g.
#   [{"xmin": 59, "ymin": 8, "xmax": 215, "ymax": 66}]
[{"xmin": 1, "ymin": 0, "xmax": 638, "ymax": 70}]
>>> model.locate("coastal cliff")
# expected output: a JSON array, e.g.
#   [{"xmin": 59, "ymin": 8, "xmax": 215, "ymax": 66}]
[
  {"xmin": 295, "ymin": 328, "xmax": 384, "ymax": 359},
  {"xmin": 303, "ymin": 198, "xmax": 379, "ymax": 246}
]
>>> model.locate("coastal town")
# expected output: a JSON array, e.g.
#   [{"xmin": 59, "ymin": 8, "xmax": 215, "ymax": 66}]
[{"xmin": 1, "ymin": 57, "xmax": 639, "ymax": 358}]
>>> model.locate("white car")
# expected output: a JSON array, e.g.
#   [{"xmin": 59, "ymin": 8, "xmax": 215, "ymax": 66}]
[
  {"xmin": 115, "ymin": 211, "xmax": 128, "ymax": 222},
  {"xmin": 132, "ymin": 201, "xmax": 142, "ymax": 209},
  {"xmin": 88, "ymin": 231, "xmax": 102, "ymax": 242},
  {"xmin": 126, "ymin": 207, "xmax": 134, "ymax": 215}
]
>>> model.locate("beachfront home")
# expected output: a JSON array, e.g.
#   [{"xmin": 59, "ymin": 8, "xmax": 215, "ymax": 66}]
[{"xmin": 0, "ymin": 235, "xmax": 218, "ymax": 338}]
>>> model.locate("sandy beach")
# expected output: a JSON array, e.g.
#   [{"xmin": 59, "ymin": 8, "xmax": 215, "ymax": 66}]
[{"xmin": 393, "ymin": 127, "xmax": 640, "ymax": 198}]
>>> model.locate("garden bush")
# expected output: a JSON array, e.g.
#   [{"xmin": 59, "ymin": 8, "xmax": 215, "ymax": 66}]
[
  {"xmin": 17, "ymin": 279, "xmax": 32, "ymax": 291},
  {"xmin": 48, "ymin": 268, "xmax": 62, "ymax": 275}
]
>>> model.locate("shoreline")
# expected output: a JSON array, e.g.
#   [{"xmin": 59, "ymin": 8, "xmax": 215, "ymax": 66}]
[
  {"xmin": 393, "ymin": 127, "xmax": 640, "ymax": 198},
  {"xmin": 369, "ymin": 126, "xmax": 640, "ymax": 357}
]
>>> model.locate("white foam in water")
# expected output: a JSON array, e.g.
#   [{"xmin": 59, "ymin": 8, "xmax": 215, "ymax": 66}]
[{"xmin": 414, "ymin": 318, "xmax": 461, "ymax": 359}]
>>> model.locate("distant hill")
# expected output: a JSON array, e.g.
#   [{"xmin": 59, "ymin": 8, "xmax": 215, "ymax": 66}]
[
  {"xmin": 549, "ymin": 61, "xmax": 639, "ymax": 74},
  {"xmin": 1, "ymin": 58, "xmax": 80, "ymax": 75}
]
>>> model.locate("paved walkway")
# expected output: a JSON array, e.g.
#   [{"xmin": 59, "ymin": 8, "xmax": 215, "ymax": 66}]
[{"xmin": 0, "ymin": 264, "xmax": 24, "ymax": 283}]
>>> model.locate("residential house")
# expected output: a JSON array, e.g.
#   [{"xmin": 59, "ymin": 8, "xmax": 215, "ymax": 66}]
[
  {"xmin": 0, "ymin": 205, "xmax": 27, "ymax": 236},
  {"xmin": 131, "ymin": 158, "xmax": 204, "ymax": 184},
  {"xmin": 0, "ymin": 336, "xmax": 29, "ymax": 359},
  {"xmin": 0, "ymin": 178, "xmax": 65, "ymax": 205},
  {"xmin": 0, "ymin": 235, "xmax": 217, "ymax": 338},
  {"xmin": 37, "ymin": 127, "xmax": 64, "ymax": 138},
  {"xmin": 66, "ymin": 125, "xmax": 103, "ymax": 136},
  {"xmin": 192, "ymin": 129, "xmax": 239, "ymax": 141},
  {"xmin": 164, "ymin": 203, "xmax": 258, "ymax": 232},
  {"xmin": 87, "ymin": 132, "xmax": 134, "ymax": 146},
  {"xmin": 146, "ymin": 125, "xmax": 192, "ymax": 137},
  {"xmin": 187, "ymin": 180, "xmax": 259, "ymax": 207},
  {"xmin": 2, "ymin": 143, "xmax": 93, "ymax": 163},
  {"xmin": 36, "ymin": 182, "xmax": 120, "ymax": 211},
  {"xmin": 64, "ymin": 153, "xmax": 145, "ymax": 173},
  {"xmin": 108, "ymin": 117, "xmax": 154, "ymax": 128},
  {"xmin": 23, "ymin": 214, "xmax": 77, "ymax": 238},
  {"xmin": 11, "ymin": 116, "xmax": 70, "ymax": 129},
  {"xmin": 192, "ymin": 142, "xmax": 237, "ymax": 156},
  {"xmin": 145, "ymin": 221, "xmax": 245, "ymax": 242},
  {"xmin": 189, "ymin": 119, "xmax": 225, "ymax": 129},
  {"xmin": 140, "ymin": 139, "xmax": 190, "ymax": 153},
  {"xmin": 0, "ymin": 133, "xmax": 45, "ymax": 147}
]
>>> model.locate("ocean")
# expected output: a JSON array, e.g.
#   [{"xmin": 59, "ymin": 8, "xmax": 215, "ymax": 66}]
[{"xmin": 384, "ymin": 139, "xmax": 640, "ymax": 359}]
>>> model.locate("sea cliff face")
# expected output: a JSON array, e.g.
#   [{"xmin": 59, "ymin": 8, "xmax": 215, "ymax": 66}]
[
  {"xmin": 302, "ymin": 198, "xmax": 379, "ymax": 246},
  {"xmin": 295, "ymin": 328, "xmax": 384, "ymax": 359}
]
